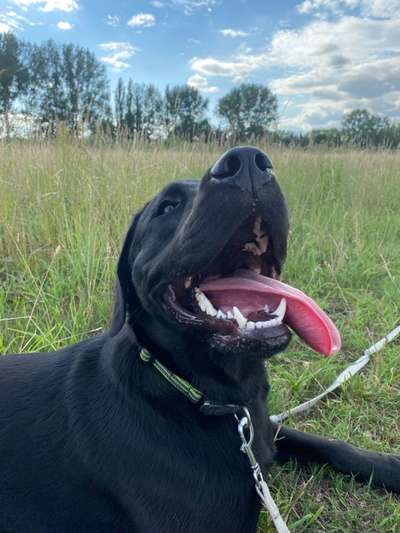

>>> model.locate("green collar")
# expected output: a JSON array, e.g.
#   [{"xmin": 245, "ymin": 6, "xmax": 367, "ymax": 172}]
[
  {"xmin": 139, "ymin": 348, "xmax": 241, "ymax": 416},
  {"xmin": 139, "ymin": 348, "xmax": 203, "ymax": 404}
]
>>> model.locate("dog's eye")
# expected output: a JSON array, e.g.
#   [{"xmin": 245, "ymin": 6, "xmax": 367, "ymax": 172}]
[{"xmin": 156, "ymin": 200, "xmax": 180, "ymax": 217}]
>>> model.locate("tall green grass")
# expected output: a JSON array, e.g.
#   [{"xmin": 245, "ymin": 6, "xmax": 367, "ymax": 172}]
[{"xmin": 1, "ymin": 140, "xmax": 399, "ymax": 531}]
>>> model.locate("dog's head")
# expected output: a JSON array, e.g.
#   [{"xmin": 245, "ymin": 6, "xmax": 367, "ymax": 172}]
[
  {"xmin": 111, "ymin": 146, "xmax": 290, "ymax": 392},
  {"xmin": 111, "ymin": 146, "xmax": 339, "ymax": 399}
]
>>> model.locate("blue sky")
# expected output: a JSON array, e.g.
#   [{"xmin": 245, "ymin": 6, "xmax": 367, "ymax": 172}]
[{"xmin": 1, "ymin": 0, "xmax": 399, "ymax": 130}]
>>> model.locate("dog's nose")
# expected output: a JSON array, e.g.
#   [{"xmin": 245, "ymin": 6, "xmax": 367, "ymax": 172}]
[{"xmin": 210, "ymin": 146, "xmax": 273, "ymax": 194}]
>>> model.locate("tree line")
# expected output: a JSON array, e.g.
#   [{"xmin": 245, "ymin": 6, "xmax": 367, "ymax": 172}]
[
  {"xmin": 1, "ymin": 32, "xmax": 400, "ymax": 147},
  {"xmin": 0, "ymin": 33, "xmax": 110, "ymax": 137},
  {"xmin": 275, "ymin": 110, "xmax": 400, "ymax": 150}
]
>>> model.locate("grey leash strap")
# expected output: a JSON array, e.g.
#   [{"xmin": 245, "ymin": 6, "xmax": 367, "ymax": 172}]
[
  {"xmin": 270, "ymin": 324, "xmax": 400, "ymax": 424},
  {"xmin": 235, "ymin": 408, "xmax": 290, "ymax": 533}
]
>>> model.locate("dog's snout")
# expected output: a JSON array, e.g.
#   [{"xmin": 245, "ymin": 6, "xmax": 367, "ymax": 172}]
[{"xmin": 209, "ymin": 146, "xmax": 273, "ymax": 194}]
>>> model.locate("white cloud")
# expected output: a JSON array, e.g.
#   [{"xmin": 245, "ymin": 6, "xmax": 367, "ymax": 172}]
[
  {"xmin": 220, "ymin": 28, "xmax": 249, "ymax": 38},
  {"xmin": 11, "ymin": 0, "xmax": 79, "ymax": 12},
  {"xmin": 270, "ymin": 15, "xmax": 400, "ymax": 128},
  {"xmin": 192, "ymin": 16, "xmax": 400, "ymax": 80},
  {"xmin": 268, "ymin": 16, "xmax": 400, "ymax": 69},
  {"xmin": 99, "ymin": 42, "xmax": 139, "ymax": 70},
  {"xmin": 280, "ymin": 103, "xmax": 346, "ymax": 130},
  {"xmin": 0, "ymin": 12, "xmax": 21, "ymax": 31},
  {"xmin": 107, "ymin": 15, "xmax": 120, "ymax": 27},
  {"xmin": 0, "ymin": 9, "xmax": 41, "ymax": 31},
  {"xmin": 172, "ymin": 0, "xmax": 217, "ymax": 14},
  {"xmin": 297, "ymin": 0, "xmax": 399, "ymax": 18},
  {"xmin": 298, "ymin": 0, "xmax": 355, "ymax": 16},
  {"xmin": 56, "ymin": 20, "xmax": 72, "ymax": 30},
  {"xmin": 363, "ymin": 0, "xmax": 400, "ymax": 18},
  {"xmin": 191, "ymin": 12, "xmax": 400, "ymax": 128},
  {"xmin": 127, "ymin": 13, "xmax": 155, "ymax": 27},
  {"xmin": 99, "ymin": 42, "xmax": 135, "ymax": 51},
  {"xmin": 190, "ymin": 56, "xmax": 261, "ymax": 81},
  {"xmin": 40, "ymin": 0, "xmax": 78, "ymax": 11},
  {"xmin": 187, "ymin": 73, "xmax": 219, "ymax": 93},
  {"xmin": 0, "ymin": 22, "xmax": 13, "ymax": 31},
  {"xmin": 145, "ymin": 0, "xmax": 217, "ymax": 14},
  {"xmin": 11, "ymin": 0, "xmax": 40, "ymax": 6}
]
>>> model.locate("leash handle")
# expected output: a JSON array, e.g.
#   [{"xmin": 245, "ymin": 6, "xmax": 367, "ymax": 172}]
[{"xmin": 235, "ymin": 409, "xmax": 290, "ymax": 533}]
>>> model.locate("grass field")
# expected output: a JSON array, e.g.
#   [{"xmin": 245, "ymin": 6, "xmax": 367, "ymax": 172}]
[{"xmin": 1, "ymin": 139, "xmax": 399, "ymax": 531}]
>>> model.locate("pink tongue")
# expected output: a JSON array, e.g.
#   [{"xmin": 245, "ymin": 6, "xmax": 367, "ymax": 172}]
[{"xmin": 199, "ymin": 270, "xmax": 341, "ymax": 356}]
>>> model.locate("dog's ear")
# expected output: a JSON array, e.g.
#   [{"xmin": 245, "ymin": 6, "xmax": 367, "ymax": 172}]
[{"xmin": 109, "ymin": 208, "xmax": 145, "ymax": 336}]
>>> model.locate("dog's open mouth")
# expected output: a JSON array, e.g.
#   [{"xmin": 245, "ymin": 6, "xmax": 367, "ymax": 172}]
[{"xmin": 164, "ymin": 216, "xmax": 341, "ymax": 356}]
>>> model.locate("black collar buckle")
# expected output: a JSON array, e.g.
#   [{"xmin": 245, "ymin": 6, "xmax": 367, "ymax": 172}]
[{"xmin": 200, "ymin": 400, "xmax": 243, "ymax": 417}]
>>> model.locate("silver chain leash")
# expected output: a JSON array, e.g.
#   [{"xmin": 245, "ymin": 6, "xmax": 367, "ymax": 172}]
[{"xmin": 235, "ymin": 408, "xmax": 290, "ymax": 533}]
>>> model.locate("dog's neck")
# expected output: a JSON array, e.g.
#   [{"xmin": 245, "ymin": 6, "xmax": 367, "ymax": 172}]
[
  {"xmin": 104, "ymin": 324, "xmax": 275, "ymax": 474},
  {"xmin": 118, "ymin": 323, "xmax": 271, "ymax": 410}
]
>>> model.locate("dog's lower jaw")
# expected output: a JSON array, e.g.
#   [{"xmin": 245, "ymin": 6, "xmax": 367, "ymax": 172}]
[{"xmin": 210, "ymin": 330, "xmax": 292, "ymax": 359}]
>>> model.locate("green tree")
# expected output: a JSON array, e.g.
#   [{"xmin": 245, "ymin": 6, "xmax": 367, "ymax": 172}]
[
  {"xmin": 217, "ymin": 83, "xmax": 278, "ymax": 140},
  {"xmin": 62, "ymin": 43, "xmax": 110, "ymax": 134},
  {"xmin": 114, "ymin": 77, "xmax": 126, "ymax": 137},
  {"xmin": 341, "ymin": 109, "xmax": 390, "ymax": 148},
  {"xmin": 309, "ymin": 128, "xmax": 342, "ymax": 147},
  {"xmin": 164, "ymin": 85, "xmax": 209, "ymax": 141},
  {"xmin": 119, "ymin": 80, "xmax": 163, "ymax": 140},
  {"xmin": 142, "ymin": 84, "xmax": 163, "ymax": 139},
  {"xmin": 24, "ymin": 40, "xmax": 66, "ymax": 135},
  {"xmin": 24, "ymin": 40, "xmax": 109, "ymax": 136},
  {"xmin": 0, "ymin": 33, "xmax": 28, "ymax": 138},
  {"xmin": 382, "ymin": 122, "xmax": 400, "ymax": 149},
  {"xmin": 124, "ymin": 79, "xmax": 136, "ymax": 136}
]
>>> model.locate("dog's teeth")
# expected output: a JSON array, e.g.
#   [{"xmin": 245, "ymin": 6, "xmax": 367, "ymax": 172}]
[
  {"xmin": 232, "ymin": 306, "xmax": 247, "ymax": 329},
  {"xmin": 243, "ymin": 242, "xmax": 262, "ymax": 256},
  {"xmin": 226, "ymin": 311, "xmax": 233, "ymax": 319},
  {"xmin": 195, "ymin": 289, "xmax": 217, "ymax": 316},
  {"xmin": 246, "ymin": 321, "xmax": 256, "ymax": 330},
  {"xmin": 243, "ymin": 239, "xmax": 268, "ymax": 257},
  {"xmin": 256, "ymin": 235, "xmax": 268, "ymax": 254},
  {"xmin": 195, "ymin": 289, "xmax": 217, "ymax": 317},
  {"xmin": 184, "ymin": 277, "xmax": 192, "ymax": 289},
  {"xmin": 260, "ymin": 317, "xmax": 282, "ymax": 328},
  {"xmin": 207, "ymin": 305, "xmax": 217, "ymax": 317},
  {"xmin": 194, "ymin": 289, "xmax": 204, "ymax": 308},
  {"xmin": 264, "ymin": 304, "xmax": 270, "ymax": 313},
  {"xmin": 216, "ymin": 310, "xmax": 226, "ymax": 319},
  {"xmin": 203, "ymin": 299, "xmax": 217, "ymax": 316},
  {"xmin": 273, "ymin": 298, "xmax": 287, "ymax": 322}
]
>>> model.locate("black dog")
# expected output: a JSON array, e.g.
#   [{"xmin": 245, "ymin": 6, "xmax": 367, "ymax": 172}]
[{"xmin": 0, "ymin": 147, "xmax": 399, "ymax": 532}]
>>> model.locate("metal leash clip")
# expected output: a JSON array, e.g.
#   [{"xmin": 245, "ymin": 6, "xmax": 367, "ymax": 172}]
[
  {"xmin": 235, "ymin": 407, "xmax": 264, "ymax": 487},
  {"xmin": 234, "ymin": 407, "xmax": 290, "ymax": 533}
]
